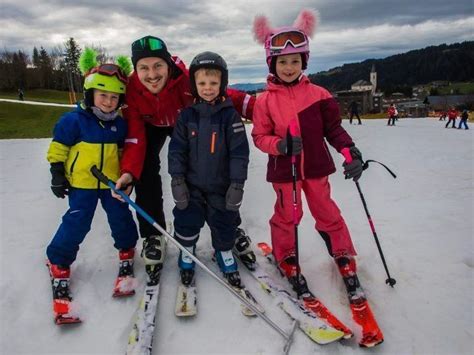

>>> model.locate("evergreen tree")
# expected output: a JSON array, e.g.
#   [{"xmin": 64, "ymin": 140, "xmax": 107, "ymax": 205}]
[
  {"xmin": 32, "ymin": 47, "xmax": 40, "ymax": 68},
  {"xmin": 64, "ymin": 37, "xmax": 82, "ymax": 94},
  {"xmin": 38, "ymin": 46, "xmax": 53, "ymax": 88}
]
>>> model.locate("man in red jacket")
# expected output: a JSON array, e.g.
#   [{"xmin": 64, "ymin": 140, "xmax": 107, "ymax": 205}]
[
  {"xmin": 113, "ymin": 36, "xmax": 255, "ymax": 269},
  {"xmin": 445, "ymin": 107, "xmax": 458, "ymax": 128}
]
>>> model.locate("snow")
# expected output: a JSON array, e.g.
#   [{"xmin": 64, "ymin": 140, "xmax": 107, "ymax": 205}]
[{"xmin": 0, "ymin": 118, "xmax": 472, "ymax": 355}]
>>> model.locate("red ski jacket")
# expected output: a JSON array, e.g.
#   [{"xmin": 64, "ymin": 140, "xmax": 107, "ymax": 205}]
[
  {"xmin": 447, "ymin": 109, "xmax": 458, "ymax": 120},
  {"xmin": 120, "ymin": 56, "xmax": 255, "ymax": 179}
]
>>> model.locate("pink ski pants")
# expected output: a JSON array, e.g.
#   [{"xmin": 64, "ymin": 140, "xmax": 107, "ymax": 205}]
[{"xmin": 270, "ymin": 176, "xmax": 356, "ymax": 262}]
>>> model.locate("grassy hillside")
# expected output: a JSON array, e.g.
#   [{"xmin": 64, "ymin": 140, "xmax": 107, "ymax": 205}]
[
  {"xmin": 0, "ymin": 89, "xmax": 75, "ymax": 104},
  {"xmin": 0, "ymin": 102, "xmax": 70, "ymax": 139}
]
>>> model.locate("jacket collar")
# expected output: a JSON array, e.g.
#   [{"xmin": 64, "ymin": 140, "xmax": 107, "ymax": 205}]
[
  {"xmin": 191, "ymin": 97, "xmax": 233, "ymax": 117},
  {"xmin": 266, "ymin": 73, "xmax": 307, "ymax": 89}
]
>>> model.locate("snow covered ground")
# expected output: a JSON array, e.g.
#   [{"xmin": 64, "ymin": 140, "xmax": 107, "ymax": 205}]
[{"xmin": 0, "ymin": 117, "xmax": 472, "ymax": 355}]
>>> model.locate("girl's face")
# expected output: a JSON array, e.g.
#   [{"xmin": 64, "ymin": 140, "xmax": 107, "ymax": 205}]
[
  {"xmin": 136, "ymin": 57, "xmax": 169, "ymax": 94},
  {"xmin": 275, "ymin": 53, "xmax": 303, "ymax": 83},
  {"xmin": 93, "ymin": 89, "xmax": 120, "ymax": 113}
]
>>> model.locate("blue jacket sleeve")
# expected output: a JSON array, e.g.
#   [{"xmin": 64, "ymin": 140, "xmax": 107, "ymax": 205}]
[
  {"xmin": 226, "ymin": 110, "xmax": 250, "ymax": 183},
  {"xmin": 168, "ymin": 112, "xmax": 189, "ymax": 178}
]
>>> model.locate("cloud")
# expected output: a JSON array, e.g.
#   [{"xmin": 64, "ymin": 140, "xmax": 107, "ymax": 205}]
[{"xmin": 1, "ymin": 0, "xmax": 472, "ymax": 83}]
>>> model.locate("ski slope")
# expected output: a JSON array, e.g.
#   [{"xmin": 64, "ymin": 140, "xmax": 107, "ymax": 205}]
[{"xmin": 0, "ymin": 117, "xmax": 472, "ymax": 354}]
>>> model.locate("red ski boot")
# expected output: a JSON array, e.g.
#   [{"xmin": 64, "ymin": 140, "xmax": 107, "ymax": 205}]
[
  {"xmin": 46, "ymin": 260, "xmax": 81, "ymax": 325},
  {"xmin": 113, "ymin": 248, "xmax": 136, "ymax": 297}
]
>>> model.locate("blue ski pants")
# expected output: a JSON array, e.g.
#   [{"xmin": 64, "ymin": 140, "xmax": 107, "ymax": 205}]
[{"xmin": 47, "ymin": 188, "xmax": 138, "ymax": 266}]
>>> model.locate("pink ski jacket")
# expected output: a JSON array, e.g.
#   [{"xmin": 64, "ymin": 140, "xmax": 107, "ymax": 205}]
[{"xmin": 252, "ymin": 75, "xmax": 353, "ymax": 183}]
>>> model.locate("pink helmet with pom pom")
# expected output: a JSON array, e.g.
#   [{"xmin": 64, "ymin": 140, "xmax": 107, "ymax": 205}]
[{"xmin": 253, "ymin": 9, "xmax": 318, "ymax": 72}]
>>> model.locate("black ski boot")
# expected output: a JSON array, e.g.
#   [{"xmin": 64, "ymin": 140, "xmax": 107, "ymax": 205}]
[
  {"xmin": 233, "ymin": 228, "xmax": 256, "ymax": 270},
  {"xmin": 142, "ymin": 235, "xmax": 166, "ymax": 266},
  {"xmin": 278, "ymin": 255, "xmax": 311, "ymax": 298}
]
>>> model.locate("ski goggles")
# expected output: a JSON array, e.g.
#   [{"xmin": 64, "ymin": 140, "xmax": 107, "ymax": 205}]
[
  {"xmin": 269, "ymin": 31, "xmax": 307, "ymax": 50},
  {"xmin": 132, "ymin": 36, "xmax": 166, "ymax": 52},
  {"xmin": 89, "ymin": 64, "xmax": 128, "ymax": 84}
]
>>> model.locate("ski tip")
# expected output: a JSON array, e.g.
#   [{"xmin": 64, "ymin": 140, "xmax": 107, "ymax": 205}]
[
  {"xmin": 256, "ymin": 242, "xmax": 272, "ymax": 256},
  {"xmin": 306, "ymin": 327, "xmax": 345, "ymax": 345},
  {"xmin": 359, "ymin": 336, "xmax": 384, "ymax": 348}
]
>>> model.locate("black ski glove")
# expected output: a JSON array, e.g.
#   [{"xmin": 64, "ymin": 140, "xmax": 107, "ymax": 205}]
[
  {"xmin": 225, "ymin": 182, "xmax": 245, "ymax": 211},
  {"xmin": 50, "ymin": 162, "xmax": 70, "ymax": 198},
  {"xmin": 171, "ymin": 177, "xmax": 189, "ymax": 210},
  {"xmin": 342, "ymin": 146, "xmax": 364, "ymax": 182},
  {"xmin": 277, "ymin": 135, "xmax": 303, "ymax": 156}
]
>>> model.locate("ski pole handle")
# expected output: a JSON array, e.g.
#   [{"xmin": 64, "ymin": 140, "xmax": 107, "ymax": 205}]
[
  {"xmin": 341, "ymin": 147, "xmax": 352, "ymax": 164},
  {"xmin": 288, "ymin": 119, "xmax": 299, "ymax": 164}
]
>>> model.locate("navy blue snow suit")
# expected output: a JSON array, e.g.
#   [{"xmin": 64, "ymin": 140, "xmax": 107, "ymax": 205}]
[{"xmin": 168, "ymin": 98, "xmax": 249, "ymax": 251}]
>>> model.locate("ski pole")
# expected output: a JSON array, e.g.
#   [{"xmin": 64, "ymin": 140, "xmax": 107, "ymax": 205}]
[
  {"xmin": 90, "ymin": 166, "xmax": 296, "ymax": 351},
  {"xmin": 340, "ymin": 149, "xmax": 397, "ymax": 287},
  {"xmin": 288, "ymin": 120, "xmax": 301, "ymax": 285}
]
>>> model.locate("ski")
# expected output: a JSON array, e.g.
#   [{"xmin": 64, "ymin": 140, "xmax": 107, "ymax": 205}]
[
  {"xmin": 336, "ymin": 255, "xmax": 384, "ymax": 347},
  {"xmin": 126, "ymin": 224, "xmax": 171, "ymax": 355},
  {"xmin": 175, "ymin": 277, "xmax": 197, "ymax": 317},
  {"xmin": 257, "ymin": 242, "xmax": 353, "ymax": 339},
  {"xmin": 46, "ymin": 260, "xmax": 82, "ymax": 325},
  {"xmin": 234, "ymin": 250, "xmax": 344, "ymax": 345},
  {"xmin": 233, "ymin": 283, "xmax": 265, "ymax": 317},
  {"xmin": 126, "ymin": 267, "xmax": 163, "ymax": 355}
]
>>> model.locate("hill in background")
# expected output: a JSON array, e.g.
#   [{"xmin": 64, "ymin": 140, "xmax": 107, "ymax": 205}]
[{"xmin": 230, "ymin": 42, "xmax": 474, "ymax": 93}]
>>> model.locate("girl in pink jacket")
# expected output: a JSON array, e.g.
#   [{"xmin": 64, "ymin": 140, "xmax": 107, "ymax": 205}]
[{"xmin": 251, "ymin": 10, "xmax": 365, "ymax": 297}]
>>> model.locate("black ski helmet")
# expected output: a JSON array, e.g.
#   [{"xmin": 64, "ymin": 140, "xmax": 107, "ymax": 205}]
[{"xmin": 189, "ymin": 51, "xmax": 228, "ymax": 99}]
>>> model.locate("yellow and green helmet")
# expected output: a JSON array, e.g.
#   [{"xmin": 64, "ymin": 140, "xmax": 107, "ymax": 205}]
[{"xmin": 79, "ymin": 48, "xmax": 132, "ymax": 95}]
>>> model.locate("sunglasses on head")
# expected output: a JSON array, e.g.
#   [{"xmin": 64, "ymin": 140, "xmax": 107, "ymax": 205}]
[
  {"xmin": 89, "ymin": 64, "xmax": 128, "ymax": 84},
  {"xmin": 132, "ymin": 37, "xmax": 165, "ymax": 51},
  {"xmin": 270, "ymin": 31, "xmax": 307, "ymax": 50}
]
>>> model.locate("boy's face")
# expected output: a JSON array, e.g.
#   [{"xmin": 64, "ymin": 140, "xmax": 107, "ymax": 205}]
[
  {"xmin": 93, "ymin": 89, "xmax": 120, "ymax": 113},
  {"xmin": 194, "ymin": 69, "xmax": 221, "ymax": 102},
  {"xmin": 136, "ymin": 57, "xmax": 169, "ymax": 94},
  {"xmin": 275, "ymin": 53, "xmax": 302, "ymax": 83}
]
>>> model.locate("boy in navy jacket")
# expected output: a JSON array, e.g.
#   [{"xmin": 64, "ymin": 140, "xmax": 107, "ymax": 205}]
[{"xmin": 168, "ymin": 52, "xmax": 249, "ymax": 287}]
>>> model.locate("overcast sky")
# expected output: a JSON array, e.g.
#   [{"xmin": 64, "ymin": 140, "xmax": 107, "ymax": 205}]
[{"xmin": 1, "ymin": 0, "xmax": 473, "ymax": 83}]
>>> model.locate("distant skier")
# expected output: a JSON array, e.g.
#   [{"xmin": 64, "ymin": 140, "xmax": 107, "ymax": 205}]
[
  {"xmin": 45, "ymin": 48, "xmax": 138, "ymax": 322},
  {"xmin": 168, "ymin": 51, "xmax": 250, "ymax": 288},
  {"xmin": 445, "ymin": 107, "xmax": 458, "ymax": 128},
  {"xmin": 387, "ymin": 103, "xmax": 396, "ymax": 126},
  {"xmin": 458, "ymin": 109, "xmax": 469, "ymax": 130},
  {"xmin": 348, "ymin": 101, "xmax": 362, "ymax": 124}
]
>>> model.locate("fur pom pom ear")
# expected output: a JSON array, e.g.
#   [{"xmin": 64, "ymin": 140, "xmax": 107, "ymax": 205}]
[
  {"xmin": 79, "ymin": 48, "xmax": 98, "ymax": 75},
  {"xmin": 293, "ymin": 9, "xmax": 318, "ymax": 38},
  {"xmin": 115, "ymin": 55, "xmax": 132, "ymax": 77},
  {"xmin": 253, "ymin": 15, "xmax": 274, "ymax": 44}
]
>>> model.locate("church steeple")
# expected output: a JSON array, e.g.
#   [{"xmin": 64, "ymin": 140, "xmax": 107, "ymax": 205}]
[{"xmin": 370, "ymin": 64, "xmax": 377, "ymax": 95}]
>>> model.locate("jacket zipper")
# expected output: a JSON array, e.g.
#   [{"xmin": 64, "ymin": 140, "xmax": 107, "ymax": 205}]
[{"xmin": 210, "ymin": 132, "xmax": 216, "ymax": 154}]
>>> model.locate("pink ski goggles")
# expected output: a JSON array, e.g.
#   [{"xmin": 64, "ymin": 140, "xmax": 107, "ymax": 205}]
[
  {"xmin": 265, "ymin": 28, "xmax": 310, "ymax": 67},
  {"xmin": 269, "ymin": 30, "xmax": 308, "ymax": 50}
]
